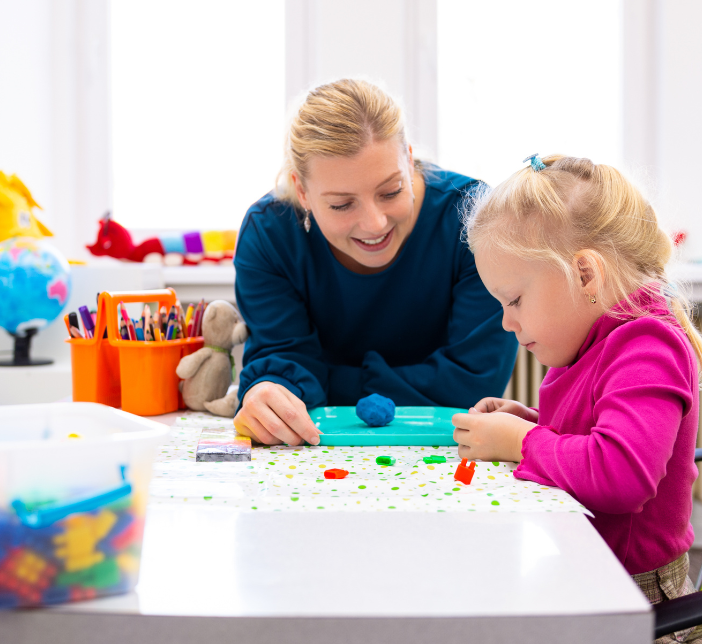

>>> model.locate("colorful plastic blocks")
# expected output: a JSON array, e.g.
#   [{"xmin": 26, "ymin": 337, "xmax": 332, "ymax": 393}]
[
  {"xmin": 53, "ymin": 510, "xmax": 117, "ymax": 572},
  {"xmin": 454, "ymin": 459, "xmax": 476, "ymax": 485},
  {"xmin": 375, "ymin": 456, "xmax": 396, "ymax": 466},
  {"xmin": 0, "ymin": 548, "xmax": 57, "ymax": 603},
  {"xmin": 423, "ymin": 455, "xmax": 446, "ymax": 464},
  {"xmin": 324, "ymin": 469, "xmax": 349, "ymax": 479}
]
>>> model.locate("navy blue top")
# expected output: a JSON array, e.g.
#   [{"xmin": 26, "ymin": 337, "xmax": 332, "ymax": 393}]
[{"xmin": 234, "ymin": 166, "xmax": 517, "ymax": 409}]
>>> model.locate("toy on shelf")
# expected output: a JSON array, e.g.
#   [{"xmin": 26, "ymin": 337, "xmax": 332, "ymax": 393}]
[
  {"xmin": 86, "ymin": 212, "xmax": 238, "ymax": 265},
  {"xmin": 176, "ymin": 300, "xmax": 248, "ymax": 417},
  {"xmin": 0, "ymin": 172, "xmax": 71, "ymax": 367},
  {"xmin": 0, "ymin": 171, "xmax": 52, "ymax": 243}
]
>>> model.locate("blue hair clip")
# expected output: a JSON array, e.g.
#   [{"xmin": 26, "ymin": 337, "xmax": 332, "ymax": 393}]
[{"xmin": 523, "ymin": 153, "xmax": 546, "ymax": 172}]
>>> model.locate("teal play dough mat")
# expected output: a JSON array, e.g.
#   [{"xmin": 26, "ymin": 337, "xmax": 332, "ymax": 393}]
[{"xmin": 309, "ymin": 406, "xmax": 466, "ymax": 446}]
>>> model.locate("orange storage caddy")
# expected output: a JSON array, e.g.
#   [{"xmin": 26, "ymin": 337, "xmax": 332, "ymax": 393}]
[{"xmin": 68, "ymin": 289, "xmax": 204, "ymax": 416}]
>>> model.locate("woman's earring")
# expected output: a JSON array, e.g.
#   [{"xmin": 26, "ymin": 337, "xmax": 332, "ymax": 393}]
[
  {"xmin": 304, "ymin": 210, "xmax": 311, "ymax": 233},
  {"xmin": 589, "ymin": 294, "xmax": 597, "ymax": 304}
]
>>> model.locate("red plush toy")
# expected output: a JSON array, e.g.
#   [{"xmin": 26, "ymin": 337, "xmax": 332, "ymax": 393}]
[{"xmin": 86, "ymin": 212, "xmax": 237, "ymax": 265}]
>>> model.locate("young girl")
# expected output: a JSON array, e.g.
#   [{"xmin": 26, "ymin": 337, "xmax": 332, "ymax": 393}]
[{"xmin": 455, "ymin": 154, "xmax": 702, "ymax": 642}]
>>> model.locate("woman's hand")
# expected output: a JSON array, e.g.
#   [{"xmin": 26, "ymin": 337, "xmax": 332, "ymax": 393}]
[
  {"xmin": 234, "ymin": 381, "xmax": 322, "ymax": 446},
  {"xmin": 453, "ymin": 407, "xmax": 537, "ymax": 463},
  {"xmin": 472, "ymin": 397, "xmax": 540, "ymax": 423}
]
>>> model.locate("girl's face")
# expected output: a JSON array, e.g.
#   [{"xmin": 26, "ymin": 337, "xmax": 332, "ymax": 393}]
[
  {"xmin": 293, "ymin": 138, "xmax": 421, "ymax": 273},
  {"xmin": 474, "ymin": 247, "xmax": 603, "ymax": 368}
]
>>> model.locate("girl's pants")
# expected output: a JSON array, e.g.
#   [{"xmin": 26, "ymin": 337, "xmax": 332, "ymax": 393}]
[{"xmin": 633, "ymin": 553, "xmax": 702, "ymax": 643}]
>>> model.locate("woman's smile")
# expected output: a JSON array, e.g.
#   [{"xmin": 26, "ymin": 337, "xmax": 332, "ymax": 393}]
[{"xmin": 351, "ymin": 227, "xmax": 394, "ymax": 252}]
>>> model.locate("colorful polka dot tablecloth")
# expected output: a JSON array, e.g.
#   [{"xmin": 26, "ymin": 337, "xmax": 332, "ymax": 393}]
[{"xmin": 149, "ymin": 412, "xmax": 591, "ymax": 515}]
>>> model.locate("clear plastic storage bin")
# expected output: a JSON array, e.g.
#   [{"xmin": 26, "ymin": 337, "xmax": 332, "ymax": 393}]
[{"xmin": 0, "ymin": 403, "xmax": 167, "ymax": 608}]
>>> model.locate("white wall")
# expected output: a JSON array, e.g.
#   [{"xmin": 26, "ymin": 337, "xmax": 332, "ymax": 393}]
[
  {"xmin": 286, "ymin": 0, "xmax": 437, "ymax": 160},
  {"xmin": 0, "ymin": 0, "xmax": 54, "ymax": 237},
  {"xmin": 2, "ymin": 1, "xmax": 702, "ymax": 259},
  {"xmin": 0, "ymin": 0, "xmax": 111, "ymax": 261},
  {"xmin": 623, "ymin": 0, "xmax": 702, "ymax": 261}
]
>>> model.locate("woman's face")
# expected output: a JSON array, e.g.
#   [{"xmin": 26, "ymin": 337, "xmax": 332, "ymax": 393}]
[{"xmin": 293, "ymin": 138, "xmax": 420, "ymax": 272}]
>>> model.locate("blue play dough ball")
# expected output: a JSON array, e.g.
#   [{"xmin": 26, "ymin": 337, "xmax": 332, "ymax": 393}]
[{"xmin": 356, "ymin": 393, "xmax": 396, "ymax": 427}]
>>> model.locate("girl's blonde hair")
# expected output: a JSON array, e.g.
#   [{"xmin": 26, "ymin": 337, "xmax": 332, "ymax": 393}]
[
  {"xmin": 465, "ymin": 154, "xmax": 702, "ymax": 368},
  {"xmin": 276, "ymin": 78, "xmax": 409, "ymax": 210}
]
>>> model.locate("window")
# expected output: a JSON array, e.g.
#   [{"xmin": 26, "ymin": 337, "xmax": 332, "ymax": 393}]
[
  {"xmin": 437, "ymin": 0, "xmax": 621, "ymax": 187},
  {"xmin": 111, "ymin": 0, "xmax": 286, "ymax": 232}
]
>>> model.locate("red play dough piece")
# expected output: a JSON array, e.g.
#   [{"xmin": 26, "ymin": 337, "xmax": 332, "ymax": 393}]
[
  {"xmin": 324, "ymin": 468, "xmax": 349, "ymax": 479},
  {"xmin": 454, "ymin": 459, "xmax": 476, "ymax": 485}
]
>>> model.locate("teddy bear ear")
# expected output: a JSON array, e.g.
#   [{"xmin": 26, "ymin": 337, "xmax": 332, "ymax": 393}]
[{"xmin": 231, "ymin": 321, "xmax": 249, "ymax": 345}]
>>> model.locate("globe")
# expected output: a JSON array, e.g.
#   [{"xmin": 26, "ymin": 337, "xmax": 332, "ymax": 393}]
[{"xmin": 0, "ymin": 237, "xmax": 71, "ymax": 365}]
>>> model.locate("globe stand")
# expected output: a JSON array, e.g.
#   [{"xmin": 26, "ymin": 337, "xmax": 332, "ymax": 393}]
[{"xmin": 0, "ymin": 328, "xmax": 53, "ymax": 367}]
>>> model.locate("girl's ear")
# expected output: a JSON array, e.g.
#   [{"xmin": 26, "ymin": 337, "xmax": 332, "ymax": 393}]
[
  {"xmin": 291, "ymin": 173, "xmax": 309, "ymax": 211},
  {"xmin": 573, "ymin": 250, "xmax": 605, "ymax": 297}
]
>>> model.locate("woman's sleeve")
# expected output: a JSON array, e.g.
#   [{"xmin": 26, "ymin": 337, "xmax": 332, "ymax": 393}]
[
  {"xmin": 234, "ymin": 215, "xmax": 328, "ymax": 409},
  {"xmin": 514, "ymin": 321, "xmax": 695, "ymax": 514},
  {"xmin": 333, "ymin": 248, "xmax": 518, "ymax": 406}
]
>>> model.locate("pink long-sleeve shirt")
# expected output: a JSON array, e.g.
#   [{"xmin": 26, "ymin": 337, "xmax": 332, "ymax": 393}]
[{"xmin": 514, "ymin": 289, "xmax": 699, "ymax": 575}]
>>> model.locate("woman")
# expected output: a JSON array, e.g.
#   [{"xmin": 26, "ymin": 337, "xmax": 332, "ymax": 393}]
[{"xmin": 233, "ymin": 79, "xmax": 517, "ymax": 446}]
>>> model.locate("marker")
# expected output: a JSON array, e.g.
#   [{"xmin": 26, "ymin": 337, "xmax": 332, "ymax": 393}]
[
  {"xmin": 69, "ymin": 327, "xmax": 84, "ymax": 339},
  {"xmin": 63, "ymin": 314, "xmax": 71, "ymax": 336},
  {"xmin": 68, "ymin": 311, "xmax": 80, "ymax": 330},
  {"xmin": 78, "ymin": 306, "xmax": 95, "ymax": 339}
]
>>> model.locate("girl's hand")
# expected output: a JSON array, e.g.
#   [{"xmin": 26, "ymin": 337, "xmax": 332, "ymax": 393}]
[
  {"xmin": 234, "ymin": 381, "xmax": 322, "ymax": 446},
  {"xmin": 452, "ymin": 408, "xmax": 537, "ymax": 462},
  {"xmin": 473, "ymin": 397, "xmax": 539, "ymax": 423}
]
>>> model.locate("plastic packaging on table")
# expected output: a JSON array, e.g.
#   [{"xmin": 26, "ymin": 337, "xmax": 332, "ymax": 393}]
[
  {"xmin": 68, "ymin": 288, "xmax": 203, "ymax": 416},
  {"xmin": 0, "ymin": 402, "xmax": 167, "ymax": 608}
]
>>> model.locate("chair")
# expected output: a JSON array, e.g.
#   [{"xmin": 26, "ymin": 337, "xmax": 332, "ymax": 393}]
[{"xmin": 653, "ymin": 447, "xmax": 702, "ymax": 639}]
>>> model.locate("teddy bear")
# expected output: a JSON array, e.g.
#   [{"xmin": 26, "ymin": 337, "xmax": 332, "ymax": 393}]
[{"xmin": 176, "ymin": 300, "xmax": 248, "ymax": 417}]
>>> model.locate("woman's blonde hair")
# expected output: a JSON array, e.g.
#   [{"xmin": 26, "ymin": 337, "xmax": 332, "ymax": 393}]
[
  {"xmin": 276, "ymin": 78, "xmax": 409, "ymax": 211},
  {"xmin": 464, "ymin": 154, "xmax": 702, "ymax": 368}
]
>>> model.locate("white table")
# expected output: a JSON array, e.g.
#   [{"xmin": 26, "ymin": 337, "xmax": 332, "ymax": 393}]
[
  {"xmin": 0, "ymin": 412, "xmax": 652, "ymax": 643},
  {"xmin": 0, "ymin": 510, "xmax": 650, "ymax": 644}
]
